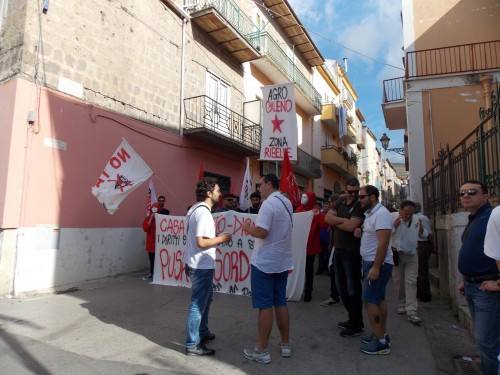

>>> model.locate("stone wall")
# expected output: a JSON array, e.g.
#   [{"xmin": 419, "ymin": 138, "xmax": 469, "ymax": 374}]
[{"xmin": 1, "ymin": 0, "xmax": 246, "ymax": 131}]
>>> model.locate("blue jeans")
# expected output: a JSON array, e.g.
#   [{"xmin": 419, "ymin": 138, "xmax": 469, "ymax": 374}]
[
  {"xmin": 185, "ymin": 267, "xmax": 214, "ymax": 348},
  {"xmin": 464, "ymin": 280, "xmax": 500, "ymax": 375},
  {"xmin": 334, "ymin": 247, "xmax": 363, "ymax": 327}
]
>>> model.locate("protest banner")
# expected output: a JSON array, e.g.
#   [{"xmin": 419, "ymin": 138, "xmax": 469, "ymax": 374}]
[
  {"xmin": 260, "ymin": 82, "xmax": 298, "ymax": 161},
  {"xmin": 152, "ymin": 210, "xmax": 313, "ymax": 301}
]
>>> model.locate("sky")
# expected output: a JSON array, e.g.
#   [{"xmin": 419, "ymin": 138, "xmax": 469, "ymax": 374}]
[{"xmin": 286, "ymin": 0, "xmax": 406, "ymax": 163}]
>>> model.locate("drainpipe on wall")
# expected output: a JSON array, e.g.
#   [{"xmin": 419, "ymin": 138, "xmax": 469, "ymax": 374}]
[
  {"xmin": 159, "ymin": 0, "xmax": 190, "ymax": 135},
  {"xmin": 180, "ymin": 18, "xmax": 187, "ymax": 136}
]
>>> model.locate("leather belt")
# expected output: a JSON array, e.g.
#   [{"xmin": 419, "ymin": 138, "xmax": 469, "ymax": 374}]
[{"xmin": 463, "ymin": 273, "xmax": 499, "ymax": 284}]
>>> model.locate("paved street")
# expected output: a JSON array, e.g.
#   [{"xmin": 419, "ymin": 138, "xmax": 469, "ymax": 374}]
[{"xmin": 0, "ymin": 270, "xmax": 479, "ymax": 375}]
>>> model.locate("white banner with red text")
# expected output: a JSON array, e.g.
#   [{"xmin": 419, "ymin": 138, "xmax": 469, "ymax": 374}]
[
  {"xmin": 152, "ymin": 211, "xmax": 313, "ymax": 301},
  {"xmin": 260, "ymin": 82, "xmax": 298, "ymax": 161}
]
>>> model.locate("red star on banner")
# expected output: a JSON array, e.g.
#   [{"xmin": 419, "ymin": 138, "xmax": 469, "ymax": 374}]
[{"xmin": 271, "ymin": 114, "xmax": 285, "ymax": 133}]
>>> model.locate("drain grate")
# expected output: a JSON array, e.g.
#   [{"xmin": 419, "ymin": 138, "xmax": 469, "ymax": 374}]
[{"xmin": 454, "ymin": 356, "xmax": 482, "ymax": 375}]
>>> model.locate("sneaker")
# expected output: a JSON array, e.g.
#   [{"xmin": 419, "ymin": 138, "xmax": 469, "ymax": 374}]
[
  {"xmin": 280, "ymin": 342, "xmax": 292, "ymax": 357},
  {"xmin": 338, "ymin": 320, "xmax": 351, "ymax": 329},
  {"xmin": 186, "ymin": 344, "xmax": 215, "ymax": 356},
  {"xmin": 361, "ymin": 333, "xmax": 391, "ymax": 347},
  {"xmin": 340, "ymin": 325, "xmax": 364, "ymax": 337},
  {"xmin": 320, "ymin": 298, "xmax": 340, "ymax": 307},
  {"xmin": 200, "ymin": 333, "xmax": 215, "ymax": 344},
  {"xmin": 243, "ymin": 346, "xmax": 271, "ymax": 364},
  {"xmin": 142, "ymin": 274, "xmax": 153, "ymax": 281},
  {"xmin": 407, "ymin": 314, "xmax": 422, "ymax": 324},
  {"xmin": 360, "ymin": 337, "xmax": 391, "ymax": 355},
  {"xmin": 397, "ymin": 306, "xmax": 406, "ymax": 314}
]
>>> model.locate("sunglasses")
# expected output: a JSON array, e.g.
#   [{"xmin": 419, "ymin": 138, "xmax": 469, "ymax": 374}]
[
  {"xmin": 459, "ymin": 189, "xmax": 479, "ymax": 197},
  {"xmin": 347, "ymin": 190, "xmax": 359, "ymax": 195},
  {"xmin": 357, "ymin": 195, "xmax": 368, "ymax": 199}
]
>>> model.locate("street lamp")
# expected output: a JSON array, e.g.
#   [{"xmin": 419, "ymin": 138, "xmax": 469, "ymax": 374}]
[{"xmin": 379, "ymin": 133, "xmax": 405, "ymax": 155}]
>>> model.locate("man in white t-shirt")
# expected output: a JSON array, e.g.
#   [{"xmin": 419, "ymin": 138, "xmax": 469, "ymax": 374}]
[
  {"xmin": 184, "ymin": 177, "xmax": 232, "ymax": 356},
  {"xmin": 242, "ymin": 174, "xmax": 294, "ymax": 364},
  {"xmin": 355, "ymin": 185, "xmax": 393, "ymax": 355}
]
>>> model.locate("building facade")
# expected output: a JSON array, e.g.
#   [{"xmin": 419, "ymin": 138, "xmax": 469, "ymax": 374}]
[
  {"xmin": 0, "ymin": 0, "xmax": 372, "ymax": 295},
  {"xmin": 381, "ymin": 0, "xmax": 500, "ymax": 203}
]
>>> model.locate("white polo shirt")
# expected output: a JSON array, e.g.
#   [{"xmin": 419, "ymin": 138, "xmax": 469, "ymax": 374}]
[
  {"xmin": 183, "ymin": 202, "xmax": 216, "ymax": 269},
  {"xmin": 251, "ymin": 191, "xmax": 293, "ymax": 273},
  {"xmin": 360, "ymin": 202, "xmax": 394, "ymax": 264},
  {"xmin": 485, "ymin": 206, "xmax": 500, "ymax": 260}
]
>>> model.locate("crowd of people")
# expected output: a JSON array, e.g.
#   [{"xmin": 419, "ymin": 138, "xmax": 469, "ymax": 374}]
[{"xmin": 144, "ymin": 176, "xmax": 499, "ymax": 373}]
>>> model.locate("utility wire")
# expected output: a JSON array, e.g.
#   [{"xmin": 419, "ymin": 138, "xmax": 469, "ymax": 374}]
[{"xmin": 253, "ymin": 0, "xmax": 404, "ymax": 71}]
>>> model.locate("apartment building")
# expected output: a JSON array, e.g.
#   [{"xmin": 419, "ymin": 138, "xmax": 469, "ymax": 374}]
[
  {"xmin": 381, "ymin": 0, "xmax": 500, "ymax": 203},
  {"xmin": 0, "ymin": 0, "xmax": 366, "ymax": 295}
]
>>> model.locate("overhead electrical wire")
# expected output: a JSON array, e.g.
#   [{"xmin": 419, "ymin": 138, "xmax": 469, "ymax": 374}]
[{"xmin": 253, "ymin": 0, "xmax": 405, "ymax": 71}]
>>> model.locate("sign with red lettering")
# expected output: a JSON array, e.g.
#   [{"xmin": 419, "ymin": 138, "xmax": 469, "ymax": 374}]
[
  {"xmin": 153, "ymin": 211, "xmax": 313, "ymax": 301},
  {"xmin": 91, "ymin": 139, "xmax": 153, "ymax": 214},
  {"xmin": 260, "ymin": 83, "xmax": 298, "ymax": 161}
]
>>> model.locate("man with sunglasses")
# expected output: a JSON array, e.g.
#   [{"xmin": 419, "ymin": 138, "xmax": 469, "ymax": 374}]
[
  {"xmin": 157, "ymin": 195, "xmax": 170, "ymax": 215},
  {"xmin": 325, "ymin": 178, "xmax": 366, "ymax": 337},
  {"xmin": 457, "ymin": 180, "xmax": 499, "ymax": 375}
]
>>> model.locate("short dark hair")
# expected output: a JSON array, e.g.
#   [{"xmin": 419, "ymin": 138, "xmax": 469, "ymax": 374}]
[
  {"xmin": 158, "ymin": 195, "xmax": 165, "ymax": 201},
  {"xmin": 263, "ymin": 174, "xmax": 279, "ymax": 190},
  {"xmin": 196, "ymin": 177, "xmax": 218, "ymax": 202},
  {"xmin": 462, "ymin": 180, "xmax": 488, "ymax": 194},
  {"xmin": 362, "ymin": 185, "xmax": 379, "ymax": 199},
  {"xmin": 400, "ymin": 200, "xmax": 416, "ymax": 209},
  {"xmin": 250, "ymin": 192, "xmax": 261, "ymax": 199},
  {"xmin": 346, "ymin": 178, "xmax": 360, "ymax": 188}
]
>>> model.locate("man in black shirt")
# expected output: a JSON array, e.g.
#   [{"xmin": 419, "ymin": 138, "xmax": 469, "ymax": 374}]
[
  {"xmin": 325, "ymin": 178, "xmax": 366, "ymax": 337},
  {"xmin": 158, "ymin": 196, "xmax": 170, "ymax": 215}
]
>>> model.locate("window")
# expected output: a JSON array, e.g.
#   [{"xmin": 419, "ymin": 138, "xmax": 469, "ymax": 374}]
[{"xmin": 205, "ymin": 71, "xmax": 230, "ymax": 136}]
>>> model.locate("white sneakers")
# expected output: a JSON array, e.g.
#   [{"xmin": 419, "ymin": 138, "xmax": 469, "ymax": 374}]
[{"xmin": 243, "ymin": 342, "xmax": 292, "ymax": 364}]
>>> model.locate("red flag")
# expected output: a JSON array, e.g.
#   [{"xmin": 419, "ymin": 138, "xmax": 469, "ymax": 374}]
[
  {"xmin": 198, "ymin": 164, "xmax": 204, "ymax": 181},
  {"xmin": 279, "ymin": 149, "xmax": 300, "ymax": 206}
]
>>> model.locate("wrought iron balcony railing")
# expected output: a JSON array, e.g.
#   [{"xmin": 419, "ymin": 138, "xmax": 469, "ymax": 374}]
[
  {"xmin": 247, "ymin": 32, "xmax": 322, "ymax": 112},
  {"xmin": 188, "ymin": 0, "xmax": 257, "ymax": 40},
  {"xmin": 406, "ymin": 40, "xmax": 500, "ymax": 79},
  {"xmin": 295, "ymin": 148, "xmax": 322, "ymax": 179},
  {"xmin": 422, "ymin": 87, "xmax": 500, "ymax": 216},
  {"xmin": 184, "ymin": 95, "xmax": 261, "ymax": 152},
  {"xmin": 382, "ymin": 76, "xmax": 404, "ymax": 103}
]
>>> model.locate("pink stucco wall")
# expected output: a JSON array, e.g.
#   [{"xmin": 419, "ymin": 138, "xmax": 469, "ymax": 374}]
[{"xmin": 1, "ymin": 79, "xmax": 247, "ymax": 229}]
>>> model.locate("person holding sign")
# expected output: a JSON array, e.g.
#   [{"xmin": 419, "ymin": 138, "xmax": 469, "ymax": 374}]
[
  {"xmin": 184, "ymin": 177, "xmax": 232, "ymax": 357},
  {"xmin": 242, "ymin": 174, "xmax": 294, "ymax": 364}
]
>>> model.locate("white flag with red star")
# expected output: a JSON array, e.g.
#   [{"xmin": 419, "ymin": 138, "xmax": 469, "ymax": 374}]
[
  {"xmin": 91, "ymin": 139, "xmax": 153, "ymax": 215},
  {"xmin": 260, "ymin": 82, "xmax": 297, "ymax": 161}
]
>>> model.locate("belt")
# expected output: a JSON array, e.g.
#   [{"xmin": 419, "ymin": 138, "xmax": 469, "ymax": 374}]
[
  {"xmin": 463, "ymin": 273, "xmax": 499, "ymax": 284},
  {"xmin": 417, "ymin": 240, "xmax": 428, "ymax": 243}
]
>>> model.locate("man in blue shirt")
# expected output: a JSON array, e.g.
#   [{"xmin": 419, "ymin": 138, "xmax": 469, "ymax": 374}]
[{"xmin": 457, "ymin": 180, "xmax": 499, "ymax": 375}]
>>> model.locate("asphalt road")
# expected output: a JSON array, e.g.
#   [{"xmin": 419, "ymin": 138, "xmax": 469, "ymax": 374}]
[{"xmin": 0, "ymin": 270, "xmax": 479, "ymax": 375}]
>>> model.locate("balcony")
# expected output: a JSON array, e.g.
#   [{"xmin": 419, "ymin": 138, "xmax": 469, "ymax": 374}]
[
  {"xmin": 321, "ymin": 145, "xmax": 358, "ymax": 178},
  {"xmin": 187, "ymin": 0, "xmax": 260, "ymax": 63},
  {"xmin": 345, "ymin": 123, "xmax": 357, "ymax": 144},
  {"xmin": 406, "ymin": 40, "xmax": 500, "ymax": 78},
  {"xmin": 247, "ymin": 32, "xmax": 322, "ymax": 115},
  {"xmin": 320, "ymin": 102, "xmax": 339, "ymax": 134},
  {"xmin": 292, "ymin": 148, "xmax": 322, "ymax": 179},
  {"xmin": 381, "ymin": 76, "xmax": 407, "ymax": 130},
  {"xmin": 183, "ymin": 95, "xmax": 261, "ymax": 156},
  {"xmin": 357, "ymin": 132, "xmax": 366, "ymax": 150}
]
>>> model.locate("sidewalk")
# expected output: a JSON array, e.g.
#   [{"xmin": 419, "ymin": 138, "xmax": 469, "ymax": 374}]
[{"xmin": 0, "ymin": 270, "xmax": 479, "ymax": 375}]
